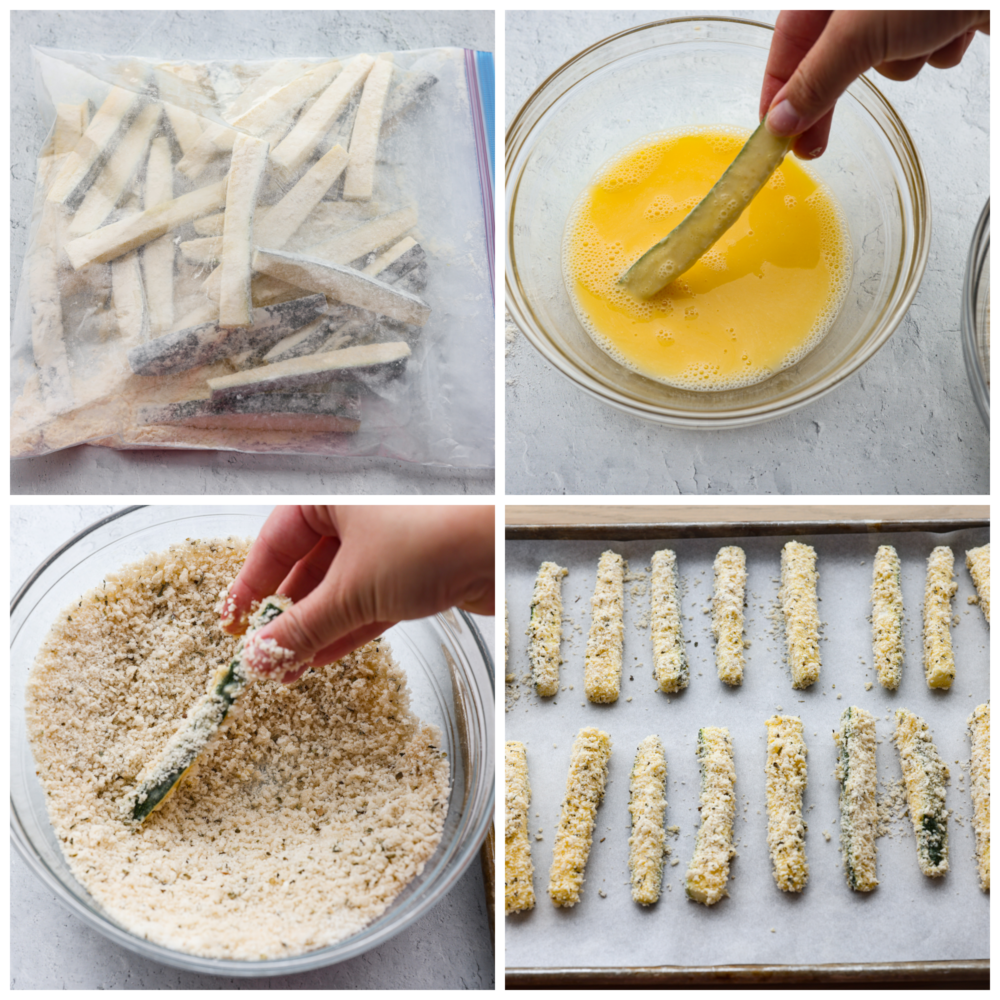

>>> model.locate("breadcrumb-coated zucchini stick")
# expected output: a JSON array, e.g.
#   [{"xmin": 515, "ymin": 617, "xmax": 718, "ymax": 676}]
[
  {"xmin": 894, "ymin": 708, "xmax": 949, "ymax": 877},
  {"xmin": 585, "ymin": 551, "xmax": 625, "ymax": 703},
  {"xmin": 527, "ymin": 561, "xmax": 568, "ymax": 697},
  {"xmin": 504, "ymin": 741, "xmax": 535, "ymax": 914},
  {"xmin": 871, "ymin": 545, "xmax": 903, "ymax": 690},
  {"xmin": 923, "ymin": 546, "xmax": 957, "ymax": 689},
  {"xmin": 549, "ymin": 727, "xmax": 612, "ymax": 906},
  {"xmin": 967, "ymin": 702, "xmax": 990, "ymax": 891},
  {"xmin": 779, "ymin": 541, "xmax": 821, "ymax": 689},
  {"xmin": 712, "ymin": 546, "xmax": 746, "ymax": 686},
  {"xmin": 651, "ymin": 549, "xmax": 687, "ymax": 693},
  {"xmin": 966, "ymin": 544, "xmax": 990, "ymax": 624},
  {"xmin": 765, "ymin": 715, "xmax": 808, "ymax": 893},
  {"xmin": 685, "ymin": 726, "xmax": 736, "ymax": 905},
  {"xmin": 834, "ymin": 706, "xmax": 878, "ymax": 891},
  {"xmin": 629, "ymin": 735, "xmax": 667, "ymax": 905}
]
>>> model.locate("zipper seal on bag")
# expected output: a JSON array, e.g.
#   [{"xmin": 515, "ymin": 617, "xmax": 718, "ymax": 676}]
[{"xmin": 465, "ymin": 49, "xmax": 495, "ymax": 304}]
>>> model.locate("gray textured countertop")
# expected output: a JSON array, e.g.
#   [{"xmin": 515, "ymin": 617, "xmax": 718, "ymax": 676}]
[
  {"xmin": 11, "ymin": 505, "xmax": 495, "ymax": 989},
  {"xmin": 505, "ymin": 10, "xmax": 989, "ymax": 495},
  {"xmin": 11, "ymin": 11, "xmax": 494, "ymax": 496}
]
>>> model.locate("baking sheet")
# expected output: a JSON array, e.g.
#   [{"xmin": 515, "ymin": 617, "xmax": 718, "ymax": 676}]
[{"xmin": 504, "ymin": 527, "xmax": 990, "ymax": 970}]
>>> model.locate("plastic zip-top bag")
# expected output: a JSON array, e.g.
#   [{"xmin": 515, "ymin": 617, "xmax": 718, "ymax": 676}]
[{"xmin": 12, "ymin": 46, "xmax": 495, "ymax": 467}]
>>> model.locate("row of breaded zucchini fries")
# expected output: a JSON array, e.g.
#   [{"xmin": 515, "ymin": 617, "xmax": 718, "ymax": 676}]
[
  {"xmin": 505, "ymin": 703, "xmax": 990, "ymax": 915},
  {"xmin": 514, "ymin": 543, "xmax": 988, "ymax": 698}
]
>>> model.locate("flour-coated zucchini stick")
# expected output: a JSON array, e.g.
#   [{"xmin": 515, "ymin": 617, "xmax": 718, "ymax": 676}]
[
  {"xmin": 651, "ymin": 549, "xmax": 687, "ymax": 693},
  {"xmin": 968, "ymin": 702, "xmax": 990, "ymax": 891},
  {"xmin": 629, "ymin": 735, "xmax": 667, "ymax": 905},
  {"xmin": 584, "ymin": 551, "xmax": 625, "ymax": 704},
  {"xmin": 343, "ymin": 55, "xmax": 394, "ymax": 201},
  {"xmin": 833, "ymin": 706, "xmax": 878, "ymax": 891},
  {"xmin": 893, "ymin": 708, "xmax": 949, "ymax": 877},
  {"xmin": 504, "ymin": 741, "xmax": 535, "ymax": 914},
  {"xmin": 923, "ymin": 546, "xmax": 956, "ymax": 689},
  {"xmin": 871, "ymin": 545, "xmax": 903, "ymax": 690},
  {"xmin": 965, "ymin": 544, "xmax": 990, "ymax": 624},
  {"xmin": 685, "ymin": 726, "xmax": 736, "ymax": 905},
  {"xmin": 549, "ymin": 727, "xmax": 612, "ymax": 906},
  {"xmin": 527, "ymin": 561, "xmax": 568, "ymax": 697},
  {"xmin": 780, "ymin": 541, "xmax": 821, "ymax": 689},
  {"xmin": 712, "ymin": 546, "xmax": 746, "ymax": 686},
  {"xmin": 765, "ymin": 715, "xmax": 808, "ymax": 893}
]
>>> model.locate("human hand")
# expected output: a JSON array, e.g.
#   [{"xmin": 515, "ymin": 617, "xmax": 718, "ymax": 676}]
[
  {"xmin": 761, "ymin": 11, "xmax": 989, "ymax": 159},
  {"xmin": 222, "ymin": 505, "xmax": 494, "ymax": 683}
]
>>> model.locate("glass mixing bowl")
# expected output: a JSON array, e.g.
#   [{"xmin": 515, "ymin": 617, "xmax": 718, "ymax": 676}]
[
  {"xmin": 962, "ymin": 198, "xmax": 989, "ymax": 429},
  {"xmin": 506, "ymin": 16, "xmax": 931, "ymax": 427},
  {"xmin": 11, "ymin": 506, "xmax": 494, "ymax": 976}
]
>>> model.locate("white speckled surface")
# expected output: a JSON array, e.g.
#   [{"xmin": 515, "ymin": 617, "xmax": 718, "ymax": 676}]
[
  {"xmin": 505, "ymin": 10, "xmax": 989, "ymax": 495},
  {"xmin": 11, "ymin": 11, "xmax": 495, "ymax": 496},
  {"xmin": 11, "ymin": 505, "xmax": 495, "ymax": 989}
]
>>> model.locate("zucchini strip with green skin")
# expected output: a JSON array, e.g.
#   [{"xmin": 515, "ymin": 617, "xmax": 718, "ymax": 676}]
[
  {"xmin": 651, "ymin": 549, "xmax": 687, "ymax": 693},
  {"xmin": 968, "ymin": 702, "xmax": 990, "ymax": 891},
  {"xmin": 629, "ymin": 735, "xmax": 667, "ymax": 905},
  {"xmin": 923, "ymin": 546, "xmax": 956, "ymax": 689},
  {"xmin": 834, "ymin": 706, "xmax": 878, "ymax": 891},
  {"xmin": 894, "ymin": 708, "xmax": 949, "ymax": 877},
  {"xmin": 765, "ymin": 715, "xmax": 808, "ymax": 893},
  {"xmin": 127, "ymin": 595, "xmax": 291, "ymax": 823},
  {"xmin": 619, "ymin": 121, "xmax": 793, "ymax": 298}
]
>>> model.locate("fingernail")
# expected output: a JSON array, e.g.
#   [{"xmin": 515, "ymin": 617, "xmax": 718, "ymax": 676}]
[{"xmin": 766, "ymin": 99, "xmax": 805, "ymax": 137}]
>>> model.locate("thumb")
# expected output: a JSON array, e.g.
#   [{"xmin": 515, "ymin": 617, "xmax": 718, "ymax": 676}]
[{"xmin": 242, "ymin": 583, "xmax": 370, "ymax": 681}]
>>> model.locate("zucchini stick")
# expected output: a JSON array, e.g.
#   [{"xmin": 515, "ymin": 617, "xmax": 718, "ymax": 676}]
[
  {"xmin": 871, "ymin": 545, "xmax": 903, "ymax": 690},
  {"xmin": 712, "ymin": 546, "xmax": 746, "ymax": 686},
  {"xmin": 765, "ymin": 715, "xmax": 808, "ymax": 892},
  {"xmin": 923, "ymin": 546, "xmax": 956, "ymax": 689},
  {"xmin": 584, "ymin": 550, "xmax": 625, "ymax": 704},
  {"xmin": 629, "ymin": 735, "xmax": 667, "ymax": 905},
  {"xmin": 548, "ymin": 727, "xmax": 612, "ymax": 907},
  {"xmin": 504, "ymin": 741, "xmax": 535, "ymax": 914},
  {"xmin": 968, "ymin": 702, "xmax": 990, "ymax": 891},
  {"xmin": 965, "ymin": 544, "xmax": 990, "ymax": 624},
  {"xmin": 685, "ymin": 726, "xmax": 736, "ymax": 905},
  {"xmin": 780, "ymin": 541, "xmax": 821, "ymax": 689},
  {"xmin": 894, "ymin": 708, "xmax": 949, "ymax": 877},
  {"xmin": 527, "ymin": 561, "xmax": 568, "ymax": 697},
  {"xmin": 833, "ymin": 706, "xmax": 879, "ymax": 891},
  {"xmin": 126, "ymin": 595, "xmax": 292, "ymax": 823},
  {"xmin": 651, "ymin": 549, "xmax": 687, "ymax": 693},
  {"xmin": 343, "ymin": 55, "xmax": 394, "ymax": 201}
]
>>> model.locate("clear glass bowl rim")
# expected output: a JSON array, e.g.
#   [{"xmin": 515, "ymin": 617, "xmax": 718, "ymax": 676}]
[
  {"xmin": 961, "ymin": 197, "xmax": 989, "ymax": 429},
  {"xmin": 10, "ymin": 505, "xmax": 495, "ymax": 977},
  {"xmin": 505, "ymin": 14, "xmax": 932, "ymax": 428}
]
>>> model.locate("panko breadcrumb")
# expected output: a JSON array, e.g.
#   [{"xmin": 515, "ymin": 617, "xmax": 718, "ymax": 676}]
[{"xmin": 26, "ymin": 537, "xmax": 449, "ymax": 960}]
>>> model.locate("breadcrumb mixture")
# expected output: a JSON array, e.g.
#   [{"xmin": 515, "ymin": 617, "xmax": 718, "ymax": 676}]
[{"xmin": 26, "ymin": 537, "xmax": 449, "ymax": 960}]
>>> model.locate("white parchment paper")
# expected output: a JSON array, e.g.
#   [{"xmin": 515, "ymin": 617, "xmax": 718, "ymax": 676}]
[{"xmin": 505, "ymin": 527, "xmax": 990, "ymax": 969}]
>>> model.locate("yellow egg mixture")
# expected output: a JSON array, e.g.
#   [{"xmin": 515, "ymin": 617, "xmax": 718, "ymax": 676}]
[{"xmin": 563, "ymin": 126, "xmax": 852, "ymax": 390}]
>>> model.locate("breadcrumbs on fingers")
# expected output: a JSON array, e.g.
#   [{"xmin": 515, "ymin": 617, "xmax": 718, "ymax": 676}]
[
  {"xmin": 765, "ymin": 715, "xmax": 808, "ymax": 893},
  {"xmin": 968, "ymin": 702, "xmax": 990, "ymax": 891},
  {"xmin": 870, "ymin": 545, "xmax": 903, "ymax": 690},
  {"xmin": 504, "ymin": 741, "xmax": 535, "ymax": 914},
  {"xmin": 834, "ymin": 706, "xmax": 879, "ymax": 891},
  {"xmin": 685, "ymin": 726, "xmax": 735, "ymax": 906},
  {"xmin": 894, "ymin": 708, "xmax": 949, "ymax": 877},
  {"xmin": 527, "ymin": 561, "xmax": 568, "ymax": 697},
  {"xmin": 585, "ymin": 551, "xmax": 624, "ymax": 704},
  {"xmin": 651, "ymin": 549, "xmax": 687, "ymax": 693},
  {"xmin": 628, "ymin": 735, "xmax": 667, "ymax": 905},
  {"xmin": 549, "ymin": 727, "xmax": 612, "ymax": 906},
  {"xmin": 712, "ymin": 546, "xmax": 746, "ymax": 686},
  {"xmin": 966, "ymin": 544, "xmax": 990, "ymax": 624},
  {"xmin": 779, "ymin": 541, "xmax": 821, "ymax": 689},
  {"xmin": 923, "ymin": 546, "xmax": 956, "ymax": 689}
]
